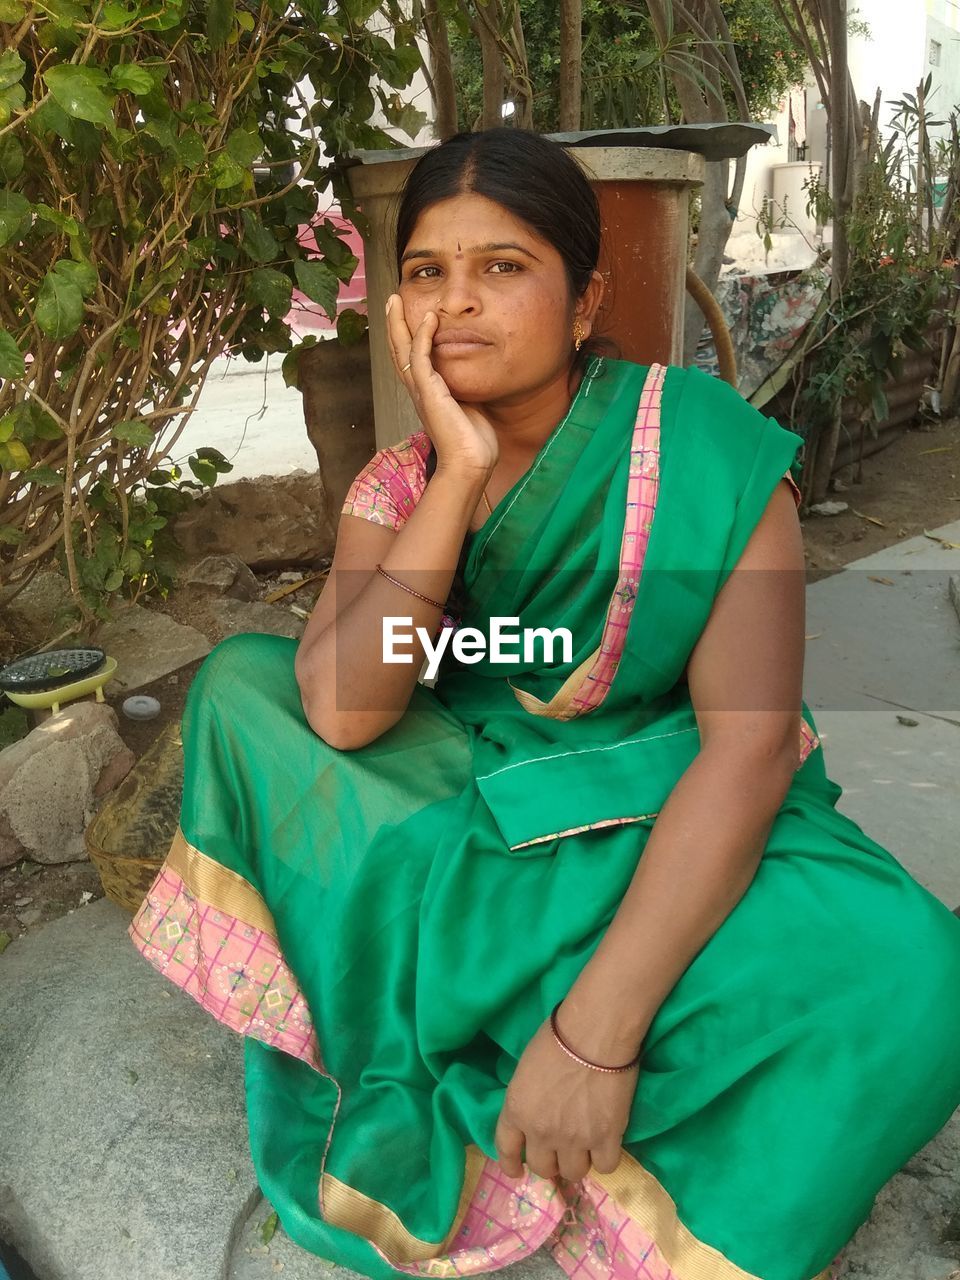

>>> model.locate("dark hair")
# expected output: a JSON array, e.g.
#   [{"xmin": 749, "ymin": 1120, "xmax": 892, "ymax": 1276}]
[{"xmin": 393, "ymin": 127, "xmax": 621, "ymax": 622}]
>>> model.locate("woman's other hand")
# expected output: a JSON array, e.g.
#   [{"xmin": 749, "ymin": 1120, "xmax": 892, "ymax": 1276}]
[
  {"xmin": 494, "ymin": 1013, "xmax": 637, "ymax": 1183},
  {"xmin": 386, "ymin": 293, "xmax": 499, "ymax": 480}
]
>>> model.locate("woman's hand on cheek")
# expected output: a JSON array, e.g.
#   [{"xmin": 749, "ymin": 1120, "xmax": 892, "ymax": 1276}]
[
  {"xmin": 494, "ymin": 1016, "xmax": 635, "ymax": 1184},
  {"xmin": 385, "ymin": 292, "xmax": 499, "ymax": 480}
]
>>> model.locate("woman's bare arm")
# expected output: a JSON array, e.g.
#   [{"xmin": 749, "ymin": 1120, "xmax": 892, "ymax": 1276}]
[
  {"xmin": 551, "ymin": 479, "xmax": 806, "ymax": 1061},
  {"xmin": 294, "ymin": 464, "xmax": 487, "ymax": 750}
]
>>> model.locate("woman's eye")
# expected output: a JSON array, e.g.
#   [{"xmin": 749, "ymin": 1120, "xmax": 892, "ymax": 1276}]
[{"xmin": 410, "ymin": 261, "xmax": 520, "ymax": 279}]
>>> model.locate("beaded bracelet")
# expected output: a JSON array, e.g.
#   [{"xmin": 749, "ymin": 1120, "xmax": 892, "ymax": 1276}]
[
  {"xmin": 549, "ymin": 1001, "xmax": 641, "ymax": 1073},
  {"xmin": 375, "ymin": 563, "xmax": 446, "ymax": 611}
]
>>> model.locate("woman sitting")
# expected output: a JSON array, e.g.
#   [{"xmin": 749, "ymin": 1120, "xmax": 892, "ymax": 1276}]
[{"xmin": 130, "ymin": 127, "xmax": 960, "ymax": 1280}]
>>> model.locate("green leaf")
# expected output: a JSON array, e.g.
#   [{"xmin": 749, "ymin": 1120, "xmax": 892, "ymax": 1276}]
[
  {"xmin": 146, "ymin": 466, "xmax": 180, "ymax": 484},
  {"xmin": 0, "ymin": 415, "xmax": 13, "ymax": 443},
  {"xmin": 210, "ymin": 151, "xmax": 246, "ymax": 190},
  {"xmin": 53, "ymin": 258, "xmax": 98, "ymax": 298},
  {"xmin": 120, "ymin": 547, "xmax": 143, "ymax": 576},
  {"xmin": 0, "ymin": 931, "xmax": 11, "ymax": 955},
  {"xmin": 32, "ymin": 203, "xmax": 80, "ymax": 236},
  {"xmin": 112, "ymin": 420, "xmax": 155, "ymax": 446},
  {"xmin": 176, "ymin": 129, "xmax": 205, "ymax": 170},
  {"xmin": 99, "ymin": 1, "xmax": 137, "ymax": 28},
  {"xmin": 294, "ymin": 259, "xmax": 339, "ymax": 322},
  {"xmin": 110, "ymin": 64, "xmax": 155, "ymax": 96},
  {"xmin": 42, "ymin": 65, "xmax": 116, "ymax": 133},
  {"xmin": 0, "ymin": 50, "xmax": 25, "ymax": 93},
  {"xmin": 0, "ymin": 439, "xmax": 30, "ymax": 471},
  {"xmin": 0, "ymin": 329, "xmax": 25, "ymax": 380},
  {"xmin": 39, "ymin": 0, "xmax": 85, "ymax": 26},
  {"xmin": 104, "ymin": 568, "xmax": 124, "ymax": 592},
  {"xmin": 240, "ymin": 208, "xmax": 280, "ymax": 263},
  {"xmin": 225, "ymin": 127, "xmax": 261, "ymax": 168},
  {"xmin": 0, "ymin": 135, "xmax": 23, "ymax": 182},
  {"xmin": 259, "ymin": 1212, "xmax": 278, "ymax": 1245},
  {"xmin": 188, "ymin": 455, "xmax": 219, "ymax": 486},
  {"xmin": 871, "ymin": 380, "xmax": 889, "ymax": 424},
  {"xmin": 340, "ymin": 0, "xmax": 381, "ymax": 23},
  {"xmin": 193, "ymin": 446, "xmax": 233, "ymax": 474},
  {"xmin": 0, "ymin": 526, "xmax": 26, "ymax": 546},
  {"xmin": 246, "ymin": 267, "xmax": 292, "ymax": 319},
  {"xmin": 20, "ymin": 465, "xmax": 63, "ymax": 486},
  {"xmin": 35, "ymin": 269, "xmax": 84, "ymax": 339},
  {"xmin": 207, "ymin": 0, "xmax": 236, "ymax": 49},
  {"xmin": 336, "ymin": 308, "xmax": 368, "ymax": 347},
  {"xmin": 0, "ymin": 189, "xmax": 32, "ymax": 249}
]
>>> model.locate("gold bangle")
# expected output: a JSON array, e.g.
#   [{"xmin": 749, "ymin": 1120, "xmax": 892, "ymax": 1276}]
[{"xmin": 375, "ymin": 563, "xmax": 446, "ymax": 611}]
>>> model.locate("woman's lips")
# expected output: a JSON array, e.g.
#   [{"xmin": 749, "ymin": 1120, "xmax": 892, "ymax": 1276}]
[{"xmin": 433, "ymin": 341, "xmax": 491, "ymax": 355}]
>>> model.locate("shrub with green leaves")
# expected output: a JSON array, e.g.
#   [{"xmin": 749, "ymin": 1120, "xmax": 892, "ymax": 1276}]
[{"xmin": 0, "ymin": 0, "xmax": 425, "ymax": 622}]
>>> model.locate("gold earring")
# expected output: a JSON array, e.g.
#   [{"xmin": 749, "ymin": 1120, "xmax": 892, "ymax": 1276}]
[{"xmin": 573, "ymin": 318, "xmax": 585, "ymax": 351}]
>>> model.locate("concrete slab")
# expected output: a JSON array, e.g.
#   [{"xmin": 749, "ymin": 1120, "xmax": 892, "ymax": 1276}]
[
  {"xmin": 812, "ymin": 712, "xmax": 960, "ymax": 908},
  {"xmin": 0, "ymin": 898, "xmax": 260, "ymax": 1280},
  {"xmin": 92, "ymin": 605, "xmax": 212, "ymax": 693}
]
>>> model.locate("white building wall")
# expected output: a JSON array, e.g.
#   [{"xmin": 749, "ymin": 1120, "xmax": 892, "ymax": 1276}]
[{"xmin": 726, "ymin": 0, "xmax": 960, "ymax": 273}]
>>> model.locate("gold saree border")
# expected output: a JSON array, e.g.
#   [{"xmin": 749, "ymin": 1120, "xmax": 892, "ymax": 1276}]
[
  {"xmin": 592, "ymin": 1150, "xmax": 832, "ymax": 1280},
  {"xmin": 319, "ymin": 1144, "xmax": 487, "ymax": 1265},
  {"xmin": 317, "ymin": 1143, "xmax": 832, "ymax": 1280},
  {"xmin": 167, "ymin": 827, "xmax": 277, "ymax": 937}
]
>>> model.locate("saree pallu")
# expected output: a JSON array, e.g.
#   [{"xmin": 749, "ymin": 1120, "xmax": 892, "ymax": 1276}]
[{"xmin": 129, "ymin": 357, "xmax": 960, "ymax": 1280}]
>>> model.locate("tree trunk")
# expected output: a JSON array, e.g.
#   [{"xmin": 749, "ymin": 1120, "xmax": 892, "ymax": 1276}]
[
  {"xmin": 559, "ymin": 0, "xmax": 582, "ymax": 131},
  {"xmin": 424, "ymin": 0, "xmax": 458, "ymax": 140},
  {"xmin": 508, "ymin": 0, "xmax": 534, "ymax": 129},
  {"xmin": 478, "ymin": 12, "xmax": 505, "ymax": 129},
  {"xmin": 809, "ymin": 0, "xmax": 853, "ymax": 503}
]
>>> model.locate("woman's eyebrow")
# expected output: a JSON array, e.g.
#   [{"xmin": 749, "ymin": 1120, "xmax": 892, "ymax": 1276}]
[{"xmin": 400, "ymin": 241, "xmax": 541, "ymax": 265}]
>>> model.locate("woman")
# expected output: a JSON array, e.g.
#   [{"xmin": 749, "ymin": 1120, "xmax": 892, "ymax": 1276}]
[{"xmin": 129, "ymin": 129, "xmax": 960, "ymax": 1280}]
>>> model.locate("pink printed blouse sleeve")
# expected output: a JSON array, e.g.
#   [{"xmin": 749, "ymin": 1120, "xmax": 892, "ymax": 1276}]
[{"xmin": 339, "ymin": 433, "xmax": 432, "ymax": 531}]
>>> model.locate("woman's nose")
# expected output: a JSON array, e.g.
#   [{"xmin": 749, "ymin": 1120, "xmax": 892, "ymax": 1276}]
[{"xmin": 436, "ymin": 270, "xmax": 480, "ymax": 314}]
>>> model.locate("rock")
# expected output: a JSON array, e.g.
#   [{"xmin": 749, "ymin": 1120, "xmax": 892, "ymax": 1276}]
[
  {"xmin": 173, "ymin": 471, "xmax": 331, "ymax": 571},
  {"xmin": 15, "ymin": 908, "xmax": 42, "ymax": 927},
  {"xmin": 0, "ymin": 899, "xmax": 259, "ymax": 1280},
  {"xmin": 1, "ymin": 571, "xmax": 72, "ymax": 648},
  {"xmin": 207, "ymin": 598, "xmax": 306, "ymax": 641},
  {"xmin": 92, "ymin": 604, "xmax": 211, "ymax": 693},
  {"xmin": 808, "ymin": 501, "xmax": 850, "ymax": 517},
  {"xmin": 183, "ymin": 555, "xmax": 260, "ymax": 602},
  {"xmin": 0, "ymin": 702, "xmax": 135, "ymax": 867}
]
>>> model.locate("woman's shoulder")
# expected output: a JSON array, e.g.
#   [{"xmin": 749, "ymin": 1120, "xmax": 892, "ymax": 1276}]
[{"xmin": 340, "ymin": 430, "xmax": 433, "ymax": 531}]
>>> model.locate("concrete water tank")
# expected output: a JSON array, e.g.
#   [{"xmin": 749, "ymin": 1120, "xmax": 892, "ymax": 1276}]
[{"xmin": 770, "ymin": 161, "xmax": 823, "ymax": 238}]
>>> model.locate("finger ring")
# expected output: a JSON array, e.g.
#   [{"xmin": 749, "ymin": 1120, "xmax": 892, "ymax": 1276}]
[{"xmin": 401, "ymin": 362, "xmax": 412, "ymax": 373}]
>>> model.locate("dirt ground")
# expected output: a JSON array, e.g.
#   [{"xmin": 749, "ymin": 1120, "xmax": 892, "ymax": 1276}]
[{"xmin": 2, "ymin": 411, "xmax": 959, "ymax": 951}]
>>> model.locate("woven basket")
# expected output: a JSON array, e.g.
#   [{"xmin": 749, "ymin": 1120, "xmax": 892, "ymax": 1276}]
[{"xmin": 85, "ymin": 720, "xmax": 184, "ymax": 914}]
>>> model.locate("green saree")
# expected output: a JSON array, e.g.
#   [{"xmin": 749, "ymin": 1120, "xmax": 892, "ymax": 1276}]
[{"xmin": 129, "ymin": 356, "xmax": 960, "ymax": 1280}]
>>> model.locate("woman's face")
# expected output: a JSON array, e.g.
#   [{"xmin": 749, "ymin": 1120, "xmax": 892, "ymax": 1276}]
[{"xmin": 397, "ymin": 192, "xmax": 596, "ymax": 405}]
